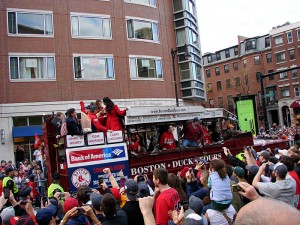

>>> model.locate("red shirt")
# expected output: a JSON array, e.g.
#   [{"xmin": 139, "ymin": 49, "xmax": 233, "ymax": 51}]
[
  {"xmin": 27, "ymin": 181, "xmax": 39, "ymax": 199},
  {"xmin": 105, "ymin": 105, "xmax": 126, "ymax": 131},
  {"xmin": 289, "ymin": 170, "xmax": 300, "ymax": 210},
  {"xmin": 182, "ymin": 122, "xmax": 204, "ymax": 142},
  {"xmin": 159, "ymin": 132, "xmax": 176, "ymax": 149},
  {"xmin": 88, "ymin": 112, "xmax": 108, "ymax": 132},
  {"xmin": 155, "ymin": 188, "xmax": 180, "ymax": 225}
]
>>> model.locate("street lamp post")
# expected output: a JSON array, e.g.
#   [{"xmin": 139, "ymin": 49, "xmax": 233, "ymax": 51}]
[{"xmin": 171, "ymin": 45, "xmax": 191, "ymax": 107}]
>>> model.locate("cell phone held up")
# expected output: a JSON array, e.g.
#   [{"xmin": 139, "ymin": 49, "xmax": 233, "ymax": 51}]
[
  {"xmin": 42, "ymin": 196, "xmax": 48, "ymax": 206},
  {"xmin": 180, "ymin": 200, "xmax": 189, "ymax": 211},
  {"xmin": 231, "ymin": 184, "xmax": 241, "ymax": 192},
  {"xmin": 3, "ymin": 187, "xmax": 10, "ymax": 199},
  {"xmin": 77, "ymin": 207, "xmax": 85, "ymax": 215},
  {"xmin": 98, "ymin": 177, "xmax": 104, "ymax": 186}
]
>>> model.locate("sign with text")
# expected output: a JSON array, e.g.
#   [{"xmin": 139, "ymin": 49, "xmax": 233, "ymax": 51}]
[
  {"xmin": 66, "ymin": 135, "xmax": 85, "ymax": 148},
  {"xmin": 106, "ymin": 131, "xmax": 123, "ymax": 144},
  {"xmin": 87, "ymin": 132, "xmax": 105, "ymax": 146},
  {"xmin": 66, "ymin": 143, "xmax": 128, "ymax": 168},
  {"xmin": 66, "ymin": 143, "xmax": 129, "ymax": 191},
  {"xmin": 126, "ymin": 106, "xmax": 205, "ymax": 116}
]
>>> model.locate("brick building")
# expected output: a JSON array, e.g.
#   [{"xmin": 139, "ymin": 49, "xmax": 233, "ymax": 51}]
[
  {"xmin": 0, "ymin": 0, "xmax": 205, "ymax": 160},
  {"xmin": 203, "ymin": 21, "xmax": 300, "ymax": 129}
]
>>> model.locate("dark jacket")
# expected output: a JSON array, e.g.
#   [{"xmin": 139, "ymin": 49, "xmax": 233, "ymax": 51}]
[{"xmin": 66, "ymin": 117, "xmax": 82, "ymax": 135}]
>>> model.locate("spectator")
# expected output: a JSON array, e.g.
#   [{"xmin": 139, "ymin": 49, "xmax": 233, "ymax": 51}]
[
  {"xmin": 122, "ymin": 179, "xmax": 144, "ymax": 225},
  {"xmin": 10, "ymin": 216, "xmax": 35, "ymax": 225},
  {"xmin": 62, "ymin": 197, "xmax": 89, "ymax": 225},
  {"xmin": 257, "ymin": 151, "xmax": 270, "ymax": 164},
  {"xmin": 27, "ymin": 174, "xmax": 40, "ymax": 207},
  {"xmin": 189, "ymin": 195, "xmax": 206, "ymax": 223},
  {"xmin": 252, "ymin": 163, "xmax": 296, "ymax": 206},
  {"xmin": 19, "ymin": 187, "xmax": 34, "ymax": 216},
  {"xmin": 183, "ymin": 209, "xmax": 204, "ymax": 225},
  {"xmin": 3, "ymin": 167, "xmax": 19, "ymax": 197},
  {"xmin": 182, "ymin": 117, "xmax": 204, "ymax": 147},
  {"xmin": 33, "ymin": 146, "xmax": 43, "ymax": 163},
  {"xmin": 101, "ymin": 193, "xmax": 128, "ymax": 225},
  {"xmin": 13, "ymin": 170, "xmax": 22, "ymax": 192},
  {"xmin": 89, "ymin": 193, "xmax": 104, "ymax": 224},
  {"xmin": 185, "ymin": 169, "xmax": 209, "ymax": 200},
  {"xmin": 233, "ymin": 167, "xmax": 247, "ymax": 183},
  {"xmin": 1, "ymin": 206, "xmax": 15, "ymax": 225},
  {"xmin": 138, "ymin": 197, "xmax": 156, "ymax": 225},
  {"xmin": 205, "ymin": 203, "xmax": 236, "ymax": 225},
  {"xmin": 168, "ymin": 173, "xmax": 188, "ymax": 201},
  {"xmin": 152, "ymin": 168, "xmax": 180, "ymax": 225},
  {"xmin": 36, "ymin": 168, "xmax": 45, "ymax": 196},
  {"xmin": 14, "ymin": 145, "xmax": 25, "ymax": 166},
  {"xmin": 48, "ymin": 173, "xmax": 64, "ymax": 197},
  {"xmin": 36, "ymin": 203, "xmax": 58, "ymax": 225},
  {"xmin": 159, "ymin": 125, "xmax": 177, "ymax": 150},
  {"xmin": 0, "ymin": 160, "xmax": 6, "ymax": 172},
  {"xmin": 208, "ymin": 159, "xmax": 232, "ymax": 211}
]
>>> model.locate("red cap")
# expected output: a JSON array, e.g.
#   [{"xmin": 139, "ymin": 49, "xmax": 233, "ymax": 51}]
[
  {"xmin": 180, "ymin": 167, "xmax": 189, "ymax": 178},
  {"xmin": 110, "ymin": 188, "xmax": 121, "ymax": 200},
  {"xmin": 10, "ymin": 216, "xmax": 35, "ymax": 225},
  {"xmin": 63, "ymin": 197, "xmax": 79, "ymax": 212}
]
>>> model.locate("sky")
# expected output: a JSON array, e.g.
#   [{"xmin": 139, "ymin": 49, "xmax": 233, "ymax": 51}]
[{"xmin": 196, "ymin": 0, "xmax": 300, "ymax": 53}]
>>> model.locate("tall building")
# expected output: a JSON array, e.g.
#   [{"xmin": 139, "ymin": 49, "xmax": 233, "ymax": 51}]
[
  {"xmin": 203, "ymin": 21, "xmax": 300, "ymax": 129},
  {"xmin": 0, "ymin": 0, "xmax": 204, "ymax": 160}
]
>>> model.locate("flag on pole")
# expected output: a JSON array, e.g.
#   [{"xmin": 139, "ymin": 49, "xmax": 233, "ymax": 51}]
[
  {"xmin": 60, "ymin": 118, "xmax": 67, "ymax": 136},
  {"xmin": 34, "ymin": 133, "xmax": 42, "ymax": 149}
]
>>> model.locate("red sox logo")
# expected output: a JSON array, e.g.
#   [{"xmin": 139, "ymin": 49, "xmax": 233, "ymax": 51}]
[{"xmin": 71, "ymin": 168, "xmax": 91, "ymax": 188}]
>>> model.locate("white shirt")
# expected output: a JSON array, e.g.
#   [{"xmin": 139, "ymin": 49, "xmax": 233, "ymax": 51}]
[
  {"xmin": 33, "ymin": 149, "xmax": 42, "ymax": 161},
  {"xmin": 206, "ymin": 205, "xmax": 236, "ymax": 225}
]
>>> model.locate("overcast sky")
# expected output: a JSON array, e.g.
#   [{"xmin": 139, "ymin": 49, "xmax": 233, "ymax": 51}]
[{"xmin": 196, "ymin": 0, "xmax": 300, "ymax": 53}]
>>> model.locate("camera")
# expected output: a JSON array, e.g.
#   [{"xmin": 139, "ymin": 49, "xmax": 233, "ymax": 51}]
[
  {"xmin": 3, "ymin": 187, "xmax": 10, "ymax": 199},
  {"xmin": 180, "ymin": 200, "xmax": 189, "ymax": 211},
  {"xmin": 231, "ymin": 184, "xmax": 241, "ymax": 192},
  {"xmin": 77, "ymin": 207, "xmax": 84, "ymax": 215}
]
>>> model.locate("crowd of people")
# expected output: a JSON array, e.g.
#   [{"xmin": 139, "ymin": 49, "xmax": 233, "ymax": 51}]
[{"xmin": 2, "ymin": 141, "xmax": 300, "ymax": 225}]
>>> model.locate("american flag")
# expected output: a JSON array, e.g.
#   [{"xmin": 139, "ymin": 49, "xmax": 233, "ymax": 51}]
[{"xmin": 60, "ymin": 118, "xmax": 67, "ymax": 136}]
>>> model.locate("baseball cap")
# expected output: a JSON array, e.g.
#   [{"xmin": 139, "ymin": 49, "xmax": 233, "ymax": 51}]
[
  {"xmin": 1, "ymin": 206, "xmax": 15, "ymax": 223},
  {"xmin": 245, "ymin": 165, "xmax": 259, "ymax": 175},
  {"xmin": 184, "ymin": 209, "xmax": 203, "ymax": 225},
  {"xmin": 273, "ymin": 148, "xmax": 280, "ymax": 154},
  {"xmin": 10, "ymin": 216, "xmax": 35, "ymax": 225},
  {"xmin": 35, "ymin": 204, "xmax": 57, "ymax": 225},
  {"xmin": 137, "ymin": 183, "xmax": 150, "ymax": 197},
  {"xmin": 257, "ymin": 151, "xmax": 270, "ymax": 160},
  {"xmin": 271, "ymin": 163, "xmax": 288, "ymax": 178},
  {"xmin": 193, "ymin": 117, "xmax": 201, "ymax": 123},
  {"xmin": 233, "ymin": 166, "xmax": 245, "ymax": 178},
  {"xmin": 20, "ymin": 187, "xmax": 32, "ymax": 198},
  {"xmin": 278, "ymin": 149, "xmax": 288, "ymax": 156},
  {"xmin": 180, "ymin": 167, "xmax": 189, "ymax": 178},
  {"xmin": 0, "ymin": 174, "xmax": 5, "ymax": 179},
  {"xmin": 5, "ymin": 166, "xmax": 15, "ymax": 173},
  {"xmin": 189, "ymin": 196, "xmax": 204, "ymax": 215},
  {"xmin": 63, "ymin": 197, "xmax": 79, "ymax": 213},
  {"xmin": 124, "ymin": 179, "xmax": 138, "ymax": 201},
  {"xmin": 90, "ymin": 192, "xmax": 103, "ymax": 211}
]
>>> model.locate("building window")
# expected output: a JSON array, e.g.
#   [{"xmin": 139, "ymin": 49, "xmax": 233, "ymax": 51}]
[
  {"xmin": 292, "ymin": 69, "xmax": 298, "ymax": 78},
  {"xmin": 71, "ymin": 15, "xmax": 111, "ymax": 38},
  {"xmin": 228, "ymin": 95, "xmax": 234, "ymax": 110},
  {"xmin": 207, "ymin": 55, "xmax": 212, "ymax": 63},
  {"xmin": 9, "ymin": 55, "xmax": 55, "ymax": 80},
  {"xmin": 265, "ymin": 37, "xmax": 270, "ymax": 48},
  {"xmin": 233, "ymin": 62, "xmax": 238, "ymax": 71},
  {"xmin": 125, "ymin": 0, "xmax": 156, "ymax": 7},
  {"xmin": 225, "ymin": 49, "xmax": 230, "ymax": 58},
  {"xmin": 268, "ymin": 69, "xmax": 274, "ymax": 80},
  {"xmin": 130, "ymin": 57, "xmax": 162, "ymax": 79},
  {"xmin": 287, "ymin": 31, "xmax": 293, "ymax": 43},
  {"xmin": 289, "ymin": 49, "xmax": 295, "ymax": 60},
  {"xmin": 276, "ymin": 52, "xmax": 286, "ymax": 63},
  {"xmin": 127, "ymin": 19, "xmax": 159, "ymax": 41},
  {"xmin": 245, "ymin": 75, "xmax": 249, "ymax": 85},
  {"xmin": 74, "ymin": 56, "xmax": 114, "ymax": 79},
  {"xmin": 218, "ymin": 97, "xmax": 224, "ymax": 108},
  {"xmin": 256, "ymin": 72, "xmax": 261, "ymax": 81},
  {"xmin": 8, "ymin": 11, "xmax": 53, "ymax": 35},
  {"xmin": 279, "ymin": 71, "xmax": 288, "ymax": 80},
  {"xmin": 186, "ymin": 0, "xmax": 196, "ymax": 15},
  {"xmin": 234, "ymin": 77, "xmax": 240, "ymax": 87},
  {"xmin": 266, "ymin": 53, "xmax": 272, "ymax": 63},
  {"xmin": 215, "ymin": 67, "xmax": 220, "ymax": 75},
  {"xmin": 234, "ymin": 47, "xmax": 238, "ymax": 55},
  {"xmin": 281, "ymin": 89, "xmax": 290, "ymax": 98},
  {"xmin": 206, "ymin": 69, "xmax": 211, "ymax": 77},
  {"xmin": 294, "ymin": 85, "xmax": 300, "ymax": 97},
  {"xmin": 173, "ymin": 0, "xmax": 183, "ymax": 11},
  {"xmin": 243, "ymin": 59, "xmax": 247, "ymax": 68},
  {"xmin": 274, "ymin": 35, "xmax": 283, "ymax": 46},
  {"xmin": 188, "ymin": 28, "xmax": 198, "ymax": 46},
  {"xmin": 207, "ymin": 83, "xmax": 212, "ymax": 92},
  {"xmin": 209, "ymin": 99, "xmax": 214, "ymax": 108},
  {"xmin": 224, "ymin": 64, "xmax": 229, "ymax": 73},
  {"xmin": 254, "ymin": 56, "xmax": 260, "ymax": 65},
  {"xmin": 297, "ymin": 30, "xmax": 300, "ymax": 41},
  {"xmin": 266, "ymin": 87, "xmax": 277, "ymax": 103},
  {"xmin": 226, "ymin": 79, "xmax": 231, "ymax": 89},
  {"xmin": 245, "ymin": 39, "xmax": 256, "ymax": 50},
  {"xmin": 216, "ymin": 81, "xmax": 222, "ymax": 91},
  {"xmin": 216, "ymin": 52, "xmax": 221, "ymax": 61}
]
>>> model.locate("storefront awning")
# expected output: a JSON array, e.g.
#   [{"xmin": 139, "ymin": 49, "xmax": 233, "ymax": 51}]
[
  {"xmin": 290, "ymin": 100, "xmax": 300, "ymax": 108},
  {"xmin": 12, "ymin": 125, "xmax": 42, "ymax": 138}
]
